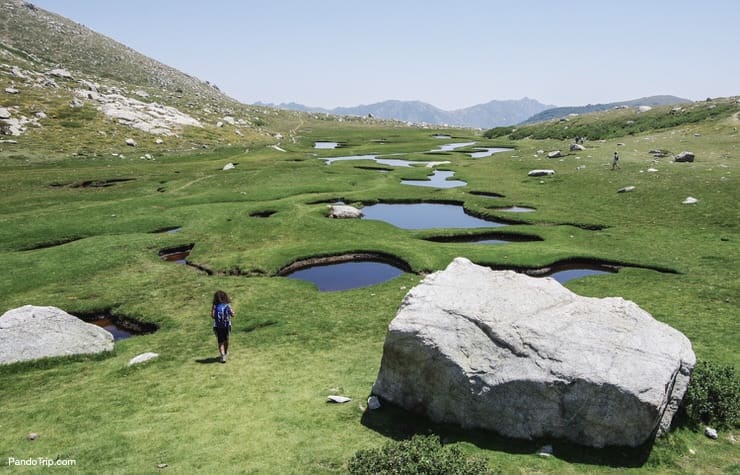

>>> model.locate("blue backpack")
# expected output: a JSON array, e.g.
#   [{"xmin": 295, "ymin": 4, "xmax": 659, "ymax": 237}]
[{"xmin": 213, "ymin": 303, "xmax": 232, "ymax": 329}]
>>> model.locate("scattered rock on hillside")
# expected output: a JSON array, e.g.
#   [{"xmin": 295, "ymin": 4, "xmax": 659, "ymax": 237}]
[
  {"xmin": 125, "ymin": 138, "xmax": 137, "ymax": 147},
  {"xmin": 618, "ymin": 186, "xmax": 636, "ymax": 193},
  {"xmin": 155, "ymin": 138, "xmax": 164, "ymax": 144},
  {"xmin": 70, "ymin": 98, "xmax": 84, "ymax": 108},
  {"xmin": 128, "ymin": 352, "xmax": 159, "ymax": 366},
  {"xmin": 0, "ymin": 107, "xmax": 11, "ymax": 119},
  {"xmin": 47, "ymin": 68, "xmax": 73, "ymax": 79},
  {"xmin": 705, "ymin": 427, "xmax": 718, "ymax": 439},
  {"xmin": 528, "ymin": 169, "xmax": 555, "ymax": 177},
  {"xmin": 222, "ymin": 162, "xmax": 235, "ymax": 171},
  {"xmin": 569, "ymin": 143, "xmax": 585, "ymax": 151},
  {"xmin": 638, "ymin": 105, "xmax": 653, "ymax": 112},
  {"xmin": 5, "ymin": 87, "xmax": 19, "ymax": 94},
  {"xmin": 675, "ymin": 151, "xmax": 695, "ymax": 162},
  {"xmin": 327, "ymin": 395, "xmax": 352, "ymax": 403},
  {"xmin": 682, "ymin": 196, "xmax": 698, "ymax": 204},
  {"xmin": 0, "ymin": 305, "xmax": 114, "ymax": 365},
  {"xmin": 27, "ymin": 433, "xmax": 39, "ymax": 441},
  {"xmin": 547, "ymin": 150, "xmax": 562, "ymax": 158},
  {"xmin": 372, "ymin": 258, "xmax": 696, "ymax": 448},
  {"xmin": 328, "ymin": 204, "xmax": 362, "ymax": 219}
]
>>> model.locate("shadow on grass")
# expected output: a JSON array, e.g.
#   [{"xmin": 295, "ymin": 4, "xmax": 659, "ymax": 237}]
[
  {"xmin": 360, "ymin": 398, "xmax": 655, "ymax": 468},
  {"xmin": 195, "ymin": 357, "xmax": 221, "ymax": 364}
]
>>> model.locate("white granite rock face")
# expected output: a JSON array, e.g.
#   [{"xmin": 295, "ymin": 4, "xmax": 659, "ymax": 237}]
[
  {"xmin": 328, "ymin": 205, "xmax": 362, "ymax": 219},
  {"xmin": 372, "ymin": 258, "xmax": 695, "ymax": 448},
  {"xmin": 0, "ymin": 305, "xmax": 113, "ymax": 365}
]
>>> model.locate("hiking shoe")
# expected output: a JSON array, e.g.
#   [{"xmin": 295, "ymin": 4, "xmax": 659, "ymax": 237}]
[{"xmin": 221, "ymin": 354, "xmax": 226, "ymax": 363}]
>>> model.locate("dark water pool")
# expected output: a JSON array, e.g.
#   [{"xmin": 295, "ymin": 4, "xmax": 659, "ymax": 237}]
[
  {"xmin": 286, "ymin": 261, "xmax": 405, "ymax": 291},
  {"xmin": 78, "ymin": 314, "xmax": 158, "ymax": 341},
  {"xmin": 540, "ymin": 265, "xmax": 615, "ymax": 284},
  {"xmin": 362, "ymin": 203, "xmax": 506, "ymax": 230}
]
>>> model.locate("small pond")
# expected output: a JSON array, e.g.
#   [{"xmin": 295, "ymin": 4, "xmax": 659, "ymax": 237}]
[
  {"xmin": 152, "ymin": 226, "xmax": 182, "ymax": 234},
  {"xmin": 401, "ymin": 170, "xmax": 467, "ymax": 188},
  {"xmin": 361, "ymin": 203, "xmax": 506, "ymax": 230},
  {"xmin": 425, "ymin": 232, "xmax": 542, "ymax": 245},
  {"xmin": 429, "ymin": 141, "xmax": 477, "ymax": 152},
  {"xmin": 469, "ymin": 147, "xmax": 512, "ymax": 158},
  {"xmin": 432, "ymin": 134, "xmax": 451, "ymax": 139},
  {"xmin": 537, "ymin": 264, "xmax": 615, "ymax": 284},
  {"xmin": 285, "ymin": 261, "xmax": 406, "ymax": 291},
  {"xmin": 314, "ymin": 141, "xmax": 339, "ymax": 149},
  {"xmin": 321, "ymin": 154, "xmax": 438, "ymax": 168}
]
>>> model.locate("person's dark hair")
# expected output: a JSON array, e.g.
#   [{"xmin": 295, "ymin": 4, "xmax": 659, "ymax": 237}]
[{"xmin": 213, "ymin": 290, "xmax": 230, "ymax": 305}]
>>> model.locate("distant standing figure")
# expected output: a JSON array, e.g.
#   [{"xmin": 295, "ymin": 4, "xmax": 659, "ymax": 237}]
[
  {"xmin": 212, "ymin": 290, "xmax": 235, "ymax": 363},
  {"xmin": 611, "ymin": 151, "xmax": 620, "ymax": 170}
]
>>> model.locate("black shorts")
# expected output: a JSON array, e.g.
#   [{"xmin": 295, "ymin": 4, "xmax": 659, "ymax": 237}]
[{"xmin": 213, "ymin": 327, "xmax": 231, "ymax": 343}]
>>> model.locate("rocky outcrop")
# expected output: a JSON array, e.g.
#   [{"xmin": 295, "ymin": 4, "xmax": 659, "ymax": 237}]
[
  {"xmin": 570, "ymin": 143, "xmax": 585, "ymax": 152},
  {"xmin": 372, "ymin": 258, "xmax": 695, "ymax": 448},
  {"xmin": 547, "ymin": 150, "xmax": 563, "ymax": 158},
  {"xmin": 0, "ymin": 305, "xmax": 114, "ymax": 365}
]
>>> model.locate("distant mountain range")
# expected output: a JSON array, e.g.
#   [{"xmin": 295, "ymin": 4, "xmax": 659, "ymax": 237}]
[
  {"xmin": 257, "ymin": 95, "xmax": 692, "ymax": 128},
  {"xmin": 254, "ymin": 98, "xmax": 556, "ymax": 129},
  {"xmin": 520, "ymin": 95, "xmax": 692, "ymax": 124}
]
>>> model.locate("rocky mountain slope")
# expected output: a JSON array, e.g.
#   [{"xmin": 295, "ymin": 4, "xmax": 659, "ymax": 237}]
[{"xmin": 0, "ymin": 0, "xmax": 367, "ymax": 158}]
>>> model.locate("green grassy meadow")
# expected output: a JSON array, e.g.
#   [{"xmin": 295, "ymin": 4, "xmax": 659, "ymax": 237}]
[{"xmin": 1, "ymin": 104, "xmax": 738, "ymax": 473}]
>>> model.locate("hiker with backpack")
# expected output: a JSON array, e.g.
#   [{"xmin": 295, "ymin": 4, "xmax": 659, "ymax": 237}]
[{"xmin": 212, "ymin": 290, "xmax": 235, "ymax": 363}]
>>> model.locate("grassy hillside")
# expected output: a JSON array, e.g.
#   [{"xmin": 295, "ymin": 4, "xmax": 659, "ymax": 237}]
[
  {"xmin": 1, "ymin": 103, "xmax": 738, "ymax": 473},
  {"xmin": 1, "ymin": 2, "xmax": 738, "ymax": 473}
]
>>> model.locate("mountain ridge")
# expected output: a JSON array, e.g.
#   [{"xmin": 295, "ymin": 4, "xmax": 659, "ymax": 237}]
[{"xmin": 255, "ymin": 97, "xmax": 556, "ymax": 128}]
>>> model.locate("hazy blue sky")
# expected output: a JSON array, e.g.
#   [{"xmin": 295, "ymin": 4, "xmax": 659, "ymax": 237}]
[{"xmin": 33, "ymin": 0, "xmax": 740, "ymax": 109}]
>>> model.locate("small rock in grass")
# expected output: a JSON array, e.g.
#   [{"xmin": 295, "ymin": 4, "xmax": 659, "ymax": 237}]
[
  {"xmin": 675, "ymin": 151, "xmax": 695, "ymax": 162},
  {"xmin": 327, "ymin": 395, "xmax": 351, "ymax": 403},
  {"xmin": 705, "ymin": 427, "xmax": 718, "ymax": 439},
  {"xmin": 222, "ymin": 163, "xmax": 236, "ymax": 171},
  {"xmin": 547, "ymin": 151, "xmax": 562, "ymax": 158},
  {"xmin": 128, "ymin": 352, "xmax": 159, "ymax": 366},
  {"xmin": 125, "ymin": 138, "xmax": 137, "ymax": 147},
  {"xmin": 528, "ymin": 169, "xmax": 555, "ymax": 177},
  {"xmin": 157, "ymin": 463, "xmax": 168, "ymax": 469},
  {"xmin": 367, "ymin": 396, "xmax": 381, "ymax": 410},
  {"xmin": 617, "ymin": 186, "xmax": 635, "ymax": 193},
  {"xmin": 537, "ymin": 444, "xmax": 554, "ymax": 457},
  {"xmin": 682, "ymin": 197, "xmax": 699, "ymax": 204},
  {"xmin": 27, "ymin": 432, "xmax": 39, "ymax": 441}
]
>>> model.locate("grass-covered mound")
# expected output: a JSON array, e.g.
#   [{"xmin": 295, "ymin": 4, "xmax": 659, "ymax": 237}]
[{"xmin": 0, "ymin": 103, "xmax": 738, "ymax": 473}]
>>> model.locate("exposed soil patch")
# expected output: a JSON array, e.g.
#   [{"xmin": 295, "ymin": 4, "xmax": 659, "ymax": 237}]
[
  {"xmin": 19, "ymin": 237, "xmax": 83, "ymax": 250},
  {"xmin": 483, "ymin": 257, "xmax": 679, "ymax": 279},
  {"xmin": 469, "ymin": 191, "xmax": 506, "ymax": 198},
  {"xmin": 423, "ymin": 231, "xmax": 543, "ymax": 244},
  {"xmin": 158, "ymin": 243, "xmax": 194, "ymax": 263},
  {"xmin": 150, "ymin": 226, "xmax": 182, "ymax": 234},
  {"xmin": 69, "ymin": 178, "xmax": 136, "ymax": 188}
]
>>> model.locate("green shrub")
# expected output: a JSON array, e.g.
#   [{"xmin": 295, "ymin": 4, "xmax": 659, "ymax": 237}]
[
  {"xmin": 347, "ymin": 435, "xmax": 493, "ymax": 475},
  {"xmin": 683, "ymin": 361, "xmax": 739, "ymax": 429}
]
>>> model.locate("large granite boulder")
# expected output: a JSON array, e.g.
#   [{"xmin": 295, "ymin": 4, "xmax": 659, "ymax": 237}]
[
  {"xmin": 328, "ymin": 204, "xmax": 362, "ymax": 219},
  {"xmin": 372, "ymin": 258, "xmax": 695, "ymax": 448},
  {"xmin": 0, "ymin": 305, "xmax": 114, "ymax": 365}
]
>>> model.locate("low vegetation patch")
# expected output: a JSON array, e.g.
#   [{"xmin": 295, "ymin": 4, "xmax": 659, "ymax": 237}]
[
  {"xmin": 347, "ymin": 435, "xmax": 494, "ymax": 475},
  {"xmin": 683, "ymin": 361, "xmax": 739, "ymax": 429}
]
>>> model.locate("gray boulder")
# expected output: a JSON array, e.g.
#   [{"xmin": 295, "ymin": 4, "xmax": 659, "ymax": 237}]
[
  {"xmin": 328, "ymin": 204, "xmax": 362, "ymax": 219},
  {"xmin": 675, "ymin": 152, "xmax": 695, "ymax": 162},
  {"xmin": 0, "ymin": 107, "xmax": 11, "ymax": 119},
  {"xmin": 528, "ymin": 169, "xmax": 555, "ymax": 177},
  {"xmin": 547, "ymin": 151, "xmax": 562, "ymax": 158},
  {"xmin": 570, "ymin": 144, "xmax": 585, "ymax": 152},
  {"xmin": 372, "ymin": 258, "xmax": 695, "ymax": 448},
  {"xmin": 0, "ymin": 305, "xmax": 113, "ymax": 365}
]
